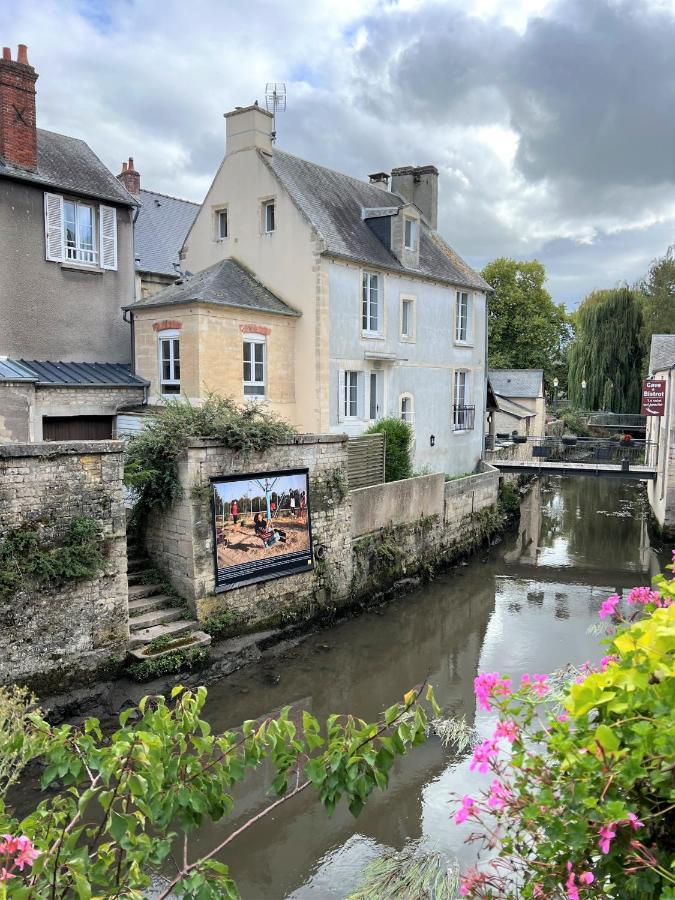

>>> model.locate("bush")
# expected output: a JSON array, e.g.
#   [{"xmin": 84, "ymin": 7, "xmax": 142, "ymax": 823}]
[
  {"xmin": 124, "ymin": 394, "xmax": 296, "ymax": 526},
  {"xmin": 561, "ymin": 408, "xmax": 591, "ymax": 437},
  {"xmin": 202, "ymin": 609, "xmax": 238, "ymax": 641},
  {"xmin": 365, "ymin": 417, "xmax": 413, "ymax": 482},
  {"xmin": 453, "ymin": 559, "xmax": 675, "ymax": 898},
  {"xmin": 127, "ymin": 646, "xmax": 210, "ymax": 682},
  {"xmin": 498, "ymin": 481, "xmax": 520, "ymax": 518}
]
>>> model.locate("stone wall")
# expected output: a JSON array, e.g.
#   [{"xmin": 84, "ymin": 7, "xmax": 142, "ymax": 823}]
[
  {"xmin": 351, "ymin": 473, "xmax": 445, "ymax": 537},
  {"xmin": 144, "ymin": 435, "xmax": 353, "ymax": 628},
  {"xmin": 0, "ymin": 441, "xmax": 129, "ymax": 689}
]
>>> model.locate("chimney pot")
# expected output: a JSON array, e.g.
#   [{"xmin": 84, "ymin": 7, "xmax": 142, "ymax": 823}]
[
  {"xmin": 128, "ymin": 156, "xmax": 134, "ymax": 168},
  {"xmin": 2, "ymin": 48, "xmax": 10, "ymax": 60},
  {"xmin": 117, "ymin": 155, "xmax": 140, "ymax": 195},
  {"xmin": 17, "ymin": 44, "xmax": 28, "ymax": 65},
  {"xmin": 369, "ymin": 171, "xmax": 390, "ymax": 188}
]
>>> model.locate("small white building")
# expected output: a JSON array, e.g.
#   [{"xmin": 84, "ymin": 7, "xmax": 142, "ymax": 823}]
[
  {"xmin": 180, "ymin": 104, "xmax": 490, "ymax": 475},
  {"xmin": 488, "ymin": 370, "xmax": 546, "ymax": 438}
]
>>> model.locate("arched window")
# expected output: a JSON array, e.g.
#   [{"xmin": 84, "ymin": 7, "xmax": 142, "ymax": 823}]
[{"xmin": 400, "ymin": 393, "xmax": 414, "ymax": 425}]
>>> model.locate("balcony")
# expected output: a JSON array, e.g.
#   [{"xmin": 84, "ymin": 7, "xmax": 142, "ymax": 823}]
[{"xmin": 453, "ymin": 404, "xmax": 475, "ymax": 431}]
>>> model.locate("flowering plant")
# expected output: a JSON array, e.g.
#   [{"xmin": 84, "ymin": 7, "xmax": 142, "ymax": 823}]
[{"xmin": 453, "ymin": 555, "xmax": 675, "ymax": 898}]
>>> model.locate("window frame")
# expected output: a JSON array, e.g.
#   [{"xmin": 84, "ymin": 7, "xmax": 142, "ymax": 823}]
[
  {"xmin": 242, "ymin": 333, "xmax": 267, "ymax": 398},
  {"xmin": 452, "ymin": 370, "xmax": 475, "ymax": 431},
  {"xmin": 158, "ymin": 329, "xmax": 181, "ymax": 396},
  {"xmin": 455, "ymin": 291, "xmax": 473, "ymax": 344},
  {"xmin": 400, "ymin": 293, "xmax": 416, "ymax": 342},
  {"xmin": 262, "ymin": 199, "xmax": 276, "ymax": 234},
  {"xmin": 63, "ymin": 198, "xmax": 98, "ymax": 266},
  {"xmin": 343, "ymin": 370, "xmax": 359, "ymax": 420},
  {"xmin": 400, "ymin": 392, "xmax": 415, "ymax": 426},
  {"xmin": 215, "ymin": 207, "xmax": 228, "ymax": 241},
  {"xmin": 404, "ymin": 217, "xmax": 418, "ymax": 251},
  {"xmin": 361, "ymin": 270, "xmax": 382, "ymax": 336}
]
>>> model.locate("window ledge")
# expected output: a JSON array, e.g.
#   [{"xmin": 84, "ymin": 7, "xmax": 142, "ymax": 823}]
[
  {"xmin": 454, "ymin": 340, "xmax": 474, "ymax": 348},
  {"xmin": 60, "ymin": 262, "xmax": 104, "ymax": 275},
  {"xmin": 361, "ymin": 332, "xmax": 385, "ymax": 341},
  {"xmin": 400, "ymin": 336, "xmax": 416, "ymax": 344}
]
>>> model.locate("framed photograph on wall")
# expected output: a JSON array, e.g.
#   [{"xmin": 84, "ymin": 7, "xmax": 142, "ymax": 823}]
[{"xmin": 211, "ymin": 468, "xmax": 314, "ymax": 590}]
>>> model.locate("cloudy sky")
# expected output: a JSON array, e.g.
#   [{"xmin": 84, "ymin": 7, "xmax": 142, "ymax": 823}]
[{"xmin": 4, "ymin": 0, "xmax": 675, "ymax": 306}]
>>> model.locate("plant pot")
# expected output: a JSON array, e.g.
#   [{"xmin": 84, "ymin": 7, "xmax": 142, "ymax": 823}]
[
  {"xmin": 496, "ymin": 433, "xmax": 510, "ymax": 440},
  {"xmin": 562, "ymin": 436, "xmax": 577, "ymax": 446},
  {"xmin": 513, "ymin": 435, "xmax": 527, "ymax": 444}
]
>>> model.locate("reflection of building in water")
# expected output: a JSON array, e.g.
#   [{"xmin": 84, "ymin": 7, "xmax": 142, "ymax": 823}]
[{"xmin": 504, "ymin": 480, "xmax": 541, "ymax": 565}]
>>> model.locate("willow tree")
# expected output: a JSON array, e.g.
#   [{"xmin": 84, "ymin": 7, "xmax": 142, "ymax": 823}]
[{"xmin": 567, "ymin": 287, "xmax": 644, "ymax": 412}]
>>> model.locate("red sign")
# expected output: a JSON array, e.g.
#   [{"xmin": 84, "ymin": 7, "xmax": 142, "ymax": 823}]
[{"xmin": 641, "ymin": 379, "xmax": 666, "ymax": 416}]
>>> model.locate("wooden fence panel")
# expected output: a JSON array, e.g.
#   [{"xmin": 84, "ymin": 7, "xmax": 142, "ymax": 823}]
[{"xmin": 347, "ymin": 433, "xmax": 385, "ymax": 490}]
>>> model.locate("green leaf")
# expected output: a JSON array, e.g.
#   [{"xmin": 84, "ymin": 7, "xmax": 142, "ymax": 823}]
[{"xmin": 595, "ymin": 724, "xmax": 620, "ymax": 752}]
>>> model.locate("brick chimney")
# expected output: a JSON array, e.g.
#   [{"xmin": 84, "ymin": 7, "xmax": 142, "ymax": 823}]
[
  {"xmin": 391, "ymin": 164, "xmax": 439, "ymax": 230},
  {"xmin": 117, "ymin": 156, "xmax": 140, "ymax": 195},
  {"xmin": 0, "ymin": 43, "xmax": 38, "ymax": 171}
]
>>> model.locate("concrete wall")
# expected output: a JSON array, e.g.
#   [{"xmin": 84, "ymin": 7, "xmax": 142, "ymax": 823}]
[
  {"xmin": 0, "ymin": 383, "xmax": 34, "ymax": 441},
  {"xmin": 327, "ymin": 260, "xmax": 487, "ymax": 476},
  {"xmin": 0, "ymin": 179, "xmax": 135, "ymax": 363},
  {"xmin": 132, "ymin": 302, "xmax": 297, "ymax": 421},
  {"xmin": 351, "ymin": 473, "xmax": 445, "ymax": 537},
  {"xmin": 0, "ymin": 441, "xmax": 129, "ymax": 689},
  {"xmin": 182, "ymin": 147, "xmax": 327, "ymax": 432},
  {"xmin": 647, "ymin": 367, "xmax": 675, "ymax": 537}
]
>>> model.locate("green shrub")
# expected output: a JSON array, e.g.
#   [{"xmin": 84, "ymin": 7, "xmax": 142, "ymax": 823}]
[
  {"xmin": 124, "ymin": 394, "xmax": 296, "ymax": 526},
  {"xmin": 498, "ymin": 481, "xmax": 521, "ymax": 517},
  {"xmin": 127, "ymin": 646, "xmax": 209, "ymax": 682},
  {"xmin": 365, "ymin": 417, "xmax": 413, "ymax": 482},
  {"xmin": 561, "ymin": 407, "xmax": 590, "ymax": 436},
  {"xmin": 202, "ymin": 610, "xmax": 238, "ymax": 641}
]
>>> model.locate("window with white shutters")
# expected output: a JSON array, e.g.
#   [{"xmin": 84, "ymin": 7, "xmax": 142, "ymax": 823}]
[
  {"xmin": 44, "ymin": 193, "xmax": 117, "ymax": 271},
  {"xmin": 44, "ymin": 193, "xmax": 64, "ymax": 262},
  {"xmin": 99, "ymin": 205, "xmax": 118, "ymax": 270}
]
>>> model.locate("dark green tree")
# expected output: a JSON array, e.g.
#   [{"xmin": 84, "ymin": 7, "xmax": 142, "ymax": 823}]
[
  {"xmin": 481, "ymin": 258, "xmax": 572, "ymax": 389},
  {"xmin": 567, "ymin": 287, "xmax": 644, "ymax": 412},
  {"xmin": 638, "ymin": 246, "xmax": 675, "ymax": 372}
]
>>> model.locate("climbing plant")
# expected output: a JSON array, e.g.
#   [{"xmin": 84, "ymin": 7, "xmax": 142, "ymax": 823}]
[{"xmin": 567, "ymin": 288, "xmax": 645, "ymax": 412}]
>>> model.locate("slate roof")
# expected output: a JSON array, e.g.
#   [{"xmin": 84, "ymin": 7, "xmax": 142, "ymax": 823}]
[
  {"xmin": 263, "ymin": 149, "xmax": 491, "ymax": 292},
  {"xmin": 0, "ymin": 359, "xmax": 148, "ymax": 387},
  {"xmin": 488, "ymin": 369, "xmax": 544, "ymax": 398},
  {"xmin": 126, "ymin": 258, "xmax": 300, "ymax": 317},
  {"xmin": 493, "ymin": 393, "xmax": 536, "ymax": 419},
  {"xmin": 135, "ymin": 189, "xmax": 200, "ymax": 277},
  {"xmin": 0, "ymin": 129, "xmax": 137, "ymax": 206},
  {"xmin": 649, "ymin": 334, "xmax": 675, "ymax": 373}
]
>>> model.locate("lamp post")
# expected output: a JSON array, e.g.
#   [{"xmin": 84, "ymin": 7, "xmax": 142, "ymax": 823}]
[
  {"xmin": 581, "ymin": 379, "xmax": 587, "ymax": 411},
  {"xmin": 553, "ymin": 377, "xmax": 559, "ymax": 414}
]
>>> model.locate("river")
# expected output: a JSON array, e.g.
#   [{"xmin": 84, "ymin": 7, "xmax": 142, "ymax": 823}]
[{"xmin": 179, "ymin": 476, "xmax": 667, "ymax": 899}]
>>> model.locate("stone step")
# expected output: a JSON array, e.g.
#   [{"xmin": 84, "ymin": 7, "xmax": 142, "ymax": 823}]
[
  {"xmin": 129, "ymin": 607, "xmax": 184, "ymax": 632},
  {"xmin": 128, "ymin": 583, "xmax": 163, "ymax": 601},
  {"xmin": 128, "ymin": 630, "xmax": 212, "ymax": 662},
  {"xmin": 127, "ymin": 571, "xmax": 145, "ymax": 586},
  {"xmin": 128, "ymin": 594, "xmax": 177, "ymax": 617},
  {"xmin": 128, "ymin": 557, "xmax": 150, "ymax": 574},
  {"xmin": 128, "ymin": 619, "xmax": 197, "ymax": 649}
]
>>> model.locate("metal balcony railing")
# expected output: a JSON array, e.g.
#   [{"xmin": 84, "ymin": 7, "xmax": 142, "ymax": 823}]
[
  {"xmin": 453, "ymin": 404, "xmax": 475, "ymax": 431},
  {"xmin": 487, "ymin": 435, "xmax": 658, "ymax": 468}
]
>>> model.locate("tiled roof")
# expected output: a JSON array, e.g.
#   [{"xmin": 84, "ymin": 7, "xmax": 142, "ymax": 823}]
[
  {"xmin": 0, "ymin": 129, "xmax": 137, "ymax": 206},
  {"xmin": 0, "ymin": 360, "xmax": 148, "ymax": 387},
  {"xmin": 649, "ymin": 334, "xmax": 675, "ymax": 373},
  {"xmin": 488, "ymin": 369, "xmax": 544, "ymax": 398},
  {"xmin": 135, "ymin": 189, "xmax": 200, "ymax": 277},
  {"xmin": 125, "ymin": 257, "xmax": 300, "ymax": 317},
  {"xmin": 263, "ymin": 149, "xmax": 490, "ymax": 292}
]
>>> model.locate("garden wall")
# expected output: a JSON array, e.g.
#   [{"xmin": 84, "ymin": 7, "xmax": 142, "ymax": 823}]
[{"xmin": 0, "ymin": 441, "xmax": 129, "ymax": 689}]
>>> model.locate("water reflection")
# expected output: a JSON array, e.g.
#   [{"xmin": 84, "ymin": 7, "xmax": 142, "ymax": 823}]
[{"xmin": 192, "ymin": 477, "xmax": 661, "ymax": 898}]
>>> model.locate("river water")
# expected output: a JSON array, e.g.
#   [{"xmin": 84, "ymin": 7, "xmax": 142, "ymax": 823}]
[{"xmin": 183, "ymin": 476, "xmax": 667, "ymax": 899}]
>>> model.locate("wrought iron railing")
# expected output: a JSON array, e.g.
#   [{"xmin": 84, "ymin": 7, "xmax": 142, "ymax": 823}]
[
  {"xmin": 453, "ymin": 404, "xmax": 475, "ymax": 431},
  {"xmin": 487, "ymin": 435, "xmax": 657, "ymax": 468}
]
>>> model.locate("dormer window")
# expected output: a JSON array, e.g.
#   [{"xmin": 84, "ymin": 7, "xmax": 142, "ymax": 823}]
[
  {"xmin": 404, "ymin": 217, "xmax": 418, "ymax": 251},
  {"xmin": 263, "ymin": 200, "xmax": 275, "ymax": 233}
]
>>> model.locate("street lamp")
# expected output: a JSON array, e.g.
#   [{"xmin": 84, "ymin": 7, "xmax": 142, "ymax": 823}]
[
  {"xmin": 553, "ymin": 377, "xmax": 559, "ymax": 413},
  {"xmin": 581, "ymin": 379, "xmax": 587, "ymax": 410}
]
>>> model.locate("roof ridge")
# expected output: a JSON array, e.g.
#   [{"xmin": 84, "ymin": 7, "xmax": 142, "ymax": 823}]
[
  {"xmin": 36, "ymin": 127, "xmax": 86, "ymax": 144},
  {"xmin": 140, "ymin": 187, "xmax": 200, "ymax": 206}
]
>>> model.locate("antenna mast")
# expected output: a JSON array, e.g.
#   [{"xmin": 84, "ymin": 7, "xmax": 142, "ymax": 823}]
[{"xmin": 265, "ymin": 82, "xmax": 286, "ymax": 143}]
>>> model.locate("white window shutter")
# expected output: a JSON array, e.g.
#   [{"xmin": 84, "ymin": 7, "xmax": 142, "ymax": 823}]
[
  {"xmin": 337, "ymin": 369, "xmax": 345, "ymax": 423},
  {"xmin": 44, "ymin": 193, "xmax": 64, "ymax": 262},
  {"xmin": 99, "ymin": 205, "xmax": 117, "ymax": 270},
  {"xmin": 357, "ymin": 372, "xmax": 366, "ymax": 420}
]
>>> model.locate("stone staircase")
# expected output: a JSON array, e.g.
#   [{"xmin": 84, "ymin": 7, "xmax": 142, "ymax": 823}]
[{"xmin": 126, "ymin": 552, "xmax": 211, "ymax": 662}]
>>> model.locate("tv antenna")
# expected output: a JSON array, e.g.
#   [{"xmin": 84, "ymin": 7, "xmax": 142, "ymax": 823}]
[{"xmin": 265, "ymin": 82, "xmax": 286, "ymax": 143}]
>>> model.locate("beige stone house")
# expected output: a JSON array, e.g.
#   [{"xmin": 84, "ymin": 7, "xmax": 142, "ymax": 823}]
[
  {"xmin": 128, "ymin": 103, "xmax": 491, "ymax": 476},
  {"xmin": 488, "ymin": 369, "xmax": 546, "ymax": 437}
]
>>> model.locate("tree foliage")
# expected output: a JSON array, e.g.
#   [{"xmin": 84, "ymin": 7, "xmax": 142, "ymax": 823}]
[
  {"xmin": 365, "ymin": 417, "xmax": 413, "ymax": 482},
  {"xmin": 0, "ymin": 683, "xmax": 439, "ymax": 898},
  {"xmin": 638, "ymin": 246, "xmax": 675, "ymax": 371},
  {"xmin": 482, "ymin": 258, "xmax": 572, "ymax": 388},
  {"xmin": 453, "ymin": 561, "xmax": 675, "ymax": 898},
  {"xmin": 568, "ymin": 288, "xmax": 645, "ymax": 412}
]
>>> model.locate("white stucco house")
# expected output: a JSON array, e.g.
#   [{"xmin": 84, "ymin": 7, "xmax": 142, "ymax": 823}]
[{"xmin": 178, "ymin": 103, "xmax": 491, "ymax": 475}]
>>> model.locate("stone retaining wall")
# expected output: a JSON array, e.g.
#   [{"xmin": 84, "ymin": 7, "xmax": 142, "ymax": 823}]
[{"xmin": 0, "ymin": 441, "xmax": 129, "ymax": 689}]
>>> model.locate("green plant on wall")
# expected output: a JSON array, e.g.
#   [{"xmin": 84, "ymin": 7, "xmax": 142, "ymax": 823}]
[
  {"xmin": 0, "ymin": 516, "xmax": 104, "ymax": 599},
  {"xmin": 365, "ymin": 417, "xmax": 413, "ymax": 482}
]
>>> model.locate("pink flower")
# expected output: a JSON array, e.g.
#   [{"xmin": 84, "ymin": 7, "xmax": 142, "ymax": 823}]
[
  {"xmin": 469, "ymin": 738, "xmax": 499, "ymax": 774},
  {"xmin": 625, "ymin": 812, "xmax": 644, "ymax": 831},
  {"xmin": 557, "ymin": 712, "xmax": 569, "ymax": 722},
  {"xmin": 0, "ymin": 868, "xmax": 16, "ymax": 881},
  {"xmin": 565, "ymin": 862, "xmax": 594, "ymax": 899},
  {"xmin": 579, "ymin": 872, "xmax": 595, "ymax": 885},
  {"xmin": 474, "ymin": 672, "xmax": 512, "ymax": 712},
  {"xmin": 487, "ymin": 778, "xmax": 512, "ymax": 810},
  {"xmin": 13, "ymin": 837, "xmax": 39, "ymax": 872},
  {"xmin": 626, "ymin": 586, "xmax": 660, "ymax": 606},
  {"xmin": 531, "ymin": 673, "xmax": 549, "ymax": 697},
  {"xmin": 599, "ymin": 655, "xmax": 617, "ymax": 671},
  {"xmin": 454, "ymin": 795, "xmax": 477, "ymax": 824},
  {"xmin": 598, "ymin": 823, "xmax": 617, "ymax": 854},
  {"xmin": 520, "ymin": 673, "xmax": 531, "ymax": 686},
  {"xmin": 459, "ymin": 868, "xmax": 482, "ymax": 897},
  {"xmin": 599, "ymin": 594, "xmax": 620, "ymax": 619},
  {"xmin": 533, "ymin": 885, "xmax": 544, "ymax": 898},
  {"xmin": 493, "ymin": 719, "xmax": 519, "ymax": 743}
]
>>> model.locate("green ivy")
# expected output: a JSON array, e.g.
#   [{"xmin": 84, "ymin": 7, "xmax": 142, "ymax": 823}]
[
  {"xmin": 0, "ymin": 516, "xmax": 104, "ymax": 599},
  {"xmin": 127, "ymin": 646, "xmax": 210, "ymax": 683}
]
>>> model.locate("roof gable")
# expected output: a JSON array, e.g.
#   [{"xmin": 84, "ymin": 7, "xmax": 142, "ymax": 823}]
[
  {"xmin": 262, "ymin": 149, "xmax": 490, "ymax": 291},
  {"xmin": 135, "ymin": 189, "xmax": 200, "ymax": 277},
  {"xmin": 0, "ymin": 129, "xmax": 136, "ymax": 206}
]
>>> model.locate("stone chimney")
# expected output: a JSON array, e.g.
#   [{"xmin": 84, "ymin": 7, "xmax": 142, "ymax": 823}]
[
  {"xmin": 0, "ymin": 43, "xmax": 38, "ymax": 171},
  {"xmin": 391, "ymin": 164, "xmax": 439, "ymax": 230},
  {"xmin": 224, "ymin": 102, "xmax": 273, "ymax": 156},
  {"xmin": 369, "ymin": 171, "xmax": 390, "ymax": 189},
  {"xmin": 117, "ymin": 156, "xmax": 140, "ymax": 195}
]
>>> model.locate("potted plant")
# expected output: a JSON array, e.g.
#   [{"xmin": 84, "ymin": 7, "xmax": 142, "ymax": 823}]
[
  {"xmin": 513, "ymin": 434, "xmax": 528, "ymax": 444},
  {"xmin": 496, "ymin": 432, "xmax": 510, "ymax": 440},
  {"xmin": 562, "ymin": 435, "xmax": 578, "ymax": 446}
]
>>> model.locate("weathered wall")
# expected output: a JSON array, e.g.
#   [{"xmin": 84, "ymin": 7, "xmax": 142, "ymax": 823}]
[
  {"xmin": 0, "ymin": 180, "xmax": 135, "ymax": 363},
  {"xmin": 0, "ymin": 382, "xmax": 34, "ymax": 441},
  {"xmin": 351, "ymin": 473, "xmax": 445, "ymax": 537},
  {"xmin": 0, "ymin": 441, "xmax": 129, "ymax": 689},
  {"xmin": 647, "ymin": 367, "xmax": 675, "ymax": 537}
]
